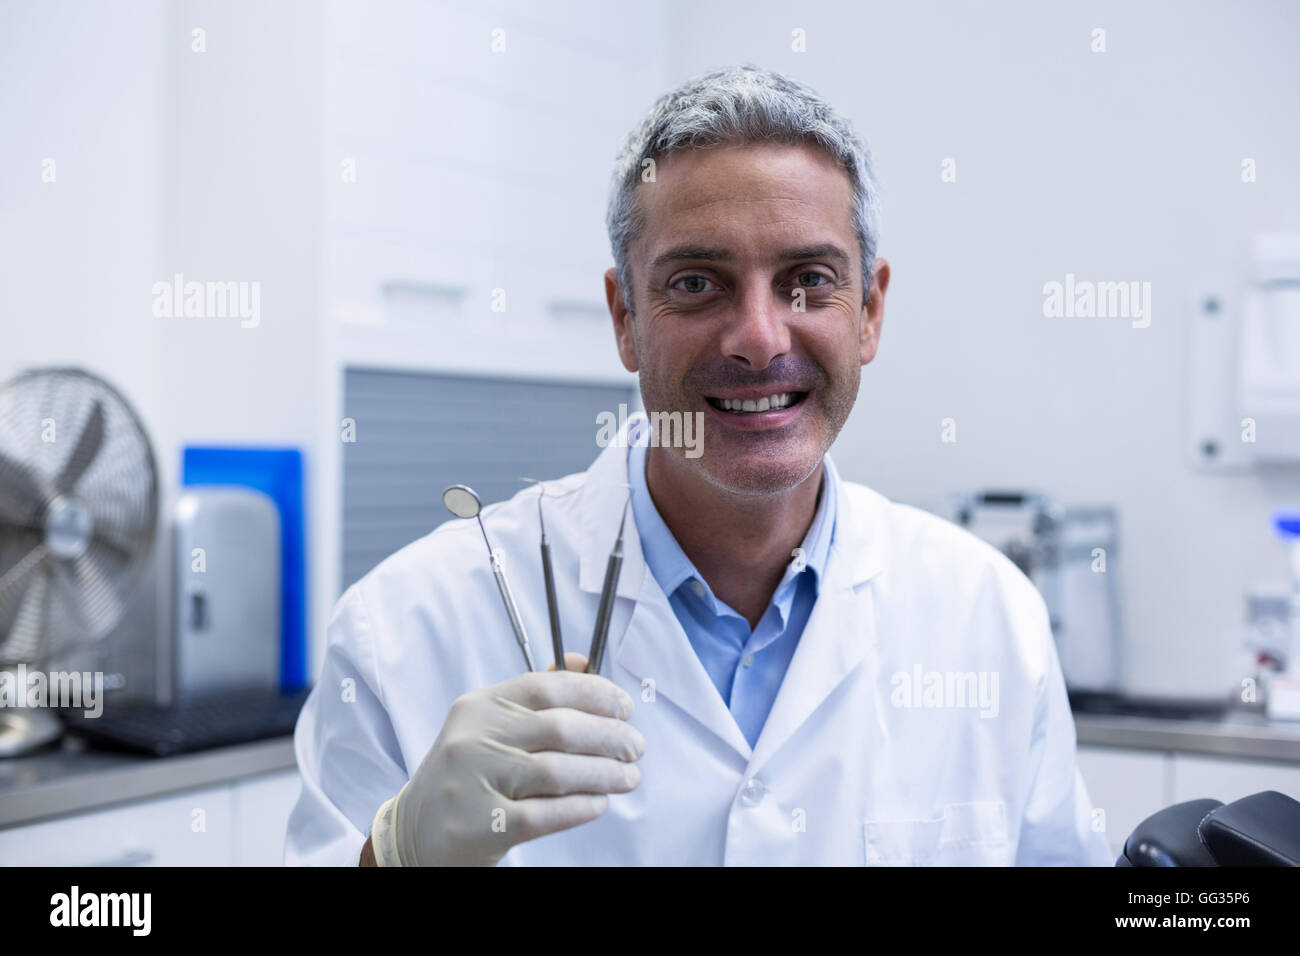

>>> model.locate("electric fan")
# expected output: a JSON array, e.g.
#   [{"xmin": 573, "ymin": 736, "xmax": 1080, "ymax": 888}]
[{"xmin": 0, "ymin": 368, "xmax": 158, "ymax": 756}]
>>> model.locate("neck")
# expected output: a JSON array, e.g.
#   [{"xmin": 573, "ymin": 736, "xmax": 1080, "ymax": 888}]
[{"xmin": 645, "ymin": 447, "xmax": 823, "ymax": 628}]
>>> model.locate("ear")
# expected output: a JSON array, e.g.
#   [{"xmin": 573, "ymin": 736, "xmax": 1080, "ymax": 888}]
[
  {"xmin": 605, "ymin": 267, "xmax": 639, "ymax": 373},
  {"xmin": 859, "ymin": 257, "xmax": 889, "ymax": 366}
]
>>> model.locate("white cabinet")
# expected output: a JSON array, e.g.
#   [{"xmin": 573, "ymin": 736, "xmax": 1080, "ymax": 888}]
[
  {"xmin": 232, "ymin": 770, "xmax": 302, "ymax": 866},
  {"xmin": 1078, "ymin": 744, "xmax": 1300, "ymax": 859},
  {"xmin": 1076, "ymin": 746, "xmax": 1171, "ymax": 858},
  {"xmin": 0, "ymin": 784, "xmax": 235, "ymax": 866},
  {"xmin": 0, "ymin": 769, "xmax": 303, "ymax": 867},
  {"xmin": 1170, "ymin": 754, "xmax": 1300, "ymax": 805}
]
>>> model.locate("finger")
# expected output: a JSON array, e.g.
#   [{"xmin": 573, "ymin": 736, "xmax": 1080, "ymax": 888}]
[
  {"xmin": 546, "ymin": 652, "xmax": 589, "ymax": 673},
  {"xmin": 511, "ymin": 707, "xmax": 645, "ymax": 761},
  {"xmin": 504, "ymin": 751, "xmax": 641, "ymax": 800},
  {"xmin": 495, "ymin": 670, "xmax": 634, "ymax": 720},
  {"xmin": 504, "ymin": 794, "xmax": 609, "ymax": 843}
]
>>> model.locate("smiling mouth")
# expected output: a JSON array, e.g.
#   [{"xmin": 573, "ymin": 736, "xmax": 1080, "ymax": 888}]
[{"xmin": 704, "ymin": 391, "xmax": 807, "ymax": 414}]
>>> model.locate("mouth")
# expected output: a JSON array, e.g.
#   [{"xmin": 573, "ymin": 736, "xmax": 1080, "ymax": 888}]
[{"xmin": 703, "ymin": 391, "xmax": 808, "ymax": 415}]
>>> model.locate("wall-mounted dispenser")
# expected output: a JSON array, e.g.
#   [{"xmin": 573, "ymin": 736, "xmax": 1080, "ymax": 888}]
[{"xmin": 1192, "ymin": 234, "xmax": 1300, "ymax": 469}]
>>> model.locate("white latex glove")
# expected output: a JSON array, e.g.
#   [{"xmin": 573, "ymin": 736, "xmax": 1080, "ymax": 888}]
[{"xmin": 384, "ymin": 653, "xmax": 644, "ymax": 866}]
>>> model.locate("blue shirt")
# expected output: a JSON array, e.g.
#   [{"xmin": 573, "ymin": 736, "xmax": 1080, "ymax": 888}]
[{"xmin": 627, "ymin": 437, "xmax": 837, "ymax": 748}]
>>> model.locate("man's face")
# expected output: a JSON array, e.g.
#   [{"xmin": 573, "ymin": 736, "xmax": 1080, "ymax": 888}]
[{"xmin": 606, "ymin": 143, "xmax": 888, "ymax": 498}]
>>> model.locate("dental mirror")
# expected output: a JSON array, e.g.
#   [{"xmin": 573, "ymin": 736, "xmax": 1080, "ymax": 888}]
[
  {"xmin": 443, "ymin": 484, "xmax": 482, "ymax": 520},
  {"xmin": 441, "ymin": 482, "xmax": 537, "ymax": 671}
]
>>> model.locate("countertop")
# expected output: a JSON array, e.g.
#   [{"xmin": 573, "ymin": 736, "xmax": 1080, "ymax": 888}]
[
  {"xmin": 0, "ymin": 734, "xmax": 296, "ymax": 828},
  {"xmin": 1075, "ymin": 709, "xmax": 1300, "ymax": 762},
  {"xmin": 2, "ymin": 710, "xmax": 1299, "ymax": 831}
]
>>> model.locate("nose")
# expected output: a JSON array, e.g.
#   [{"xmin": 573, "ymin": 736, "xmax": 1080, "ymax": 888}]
[{"xmin": 718, "ymin": 280, "xmax": 792, "ymax": 370}]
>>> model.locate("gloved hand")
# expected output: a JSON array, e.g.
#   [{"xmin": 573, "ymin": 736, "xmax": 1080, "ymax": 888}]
[{"xmin": 383, "ymin": 654, "xmax": 644, "ymax": 866}]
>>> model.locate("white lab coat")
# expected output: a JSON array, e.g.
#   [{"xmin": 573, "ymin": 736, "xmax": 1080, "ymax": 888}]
[{"xmin": 286, "ymin": 419, "xmax": 1113, "ymax": 866}]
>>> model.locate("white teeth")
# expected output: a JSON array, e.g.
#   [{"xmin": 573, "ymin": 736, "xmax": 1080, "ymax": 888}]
[{"xmin": 716, "ymin": 392, "xmax": 797, "ymax": 413}]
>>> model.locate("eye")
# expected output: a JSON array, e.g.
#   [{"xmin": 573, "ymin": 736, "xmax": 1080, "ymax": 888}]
[
  {"xmin": 671, "ymin": 275, "xmax": 718, "ymax": 294},
  {"xmin": 795, "ymin": 271, "xmax": 829, "ymax": 288}
]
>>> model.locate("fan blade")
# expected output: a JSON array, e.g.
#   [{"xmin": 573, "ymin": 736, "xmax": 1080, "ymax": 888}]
[
  {"xmin": 0, "ymin": 513, "xmax": 42, "ymax": 534},
  {"xmin": 0, "ymin": 561, "xmax": 49, "ymax": 664},
  {"xmin": 62, "ymin": 542, "xmax": 127, "ymax": 637},
  {"xmin": 0, "ymin": 450, "xmax": 48, "ymax": 525},
  {"xmin": 56, "ymin": 399, "xmax": 105, "ymax": 495},
  {"xmin": 91, "ymin": 522, "xmax": 135, "ymax": 561},
  {"xmin": 0, "ymin": 541, "xmax": 47, "ymax": 617}
]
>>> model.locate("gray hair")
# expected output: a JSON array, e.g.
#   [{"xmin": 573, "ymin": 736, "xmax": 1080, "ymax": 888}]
[{"xmin": 606, "ymin": 64, "xmax": 881, "ymax": 309}]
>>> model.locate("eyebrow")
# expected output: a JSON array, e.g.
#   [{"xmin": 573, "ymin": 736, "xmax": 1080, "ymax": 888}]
[{"xmin": 650, "ymin": 243, "xmax": 851, "ymax": 271}]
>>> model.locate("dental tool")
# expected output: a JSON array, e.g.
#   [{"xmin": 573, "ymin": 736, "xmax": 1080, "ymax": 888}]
[
  {"xmin": 586, "ymin": 495, "xmax": 631, "ymax": 676},
  {"xmin": 443, "ymin": 484, "xmax": 537, "ymax": 672},
  {"xmin": 522, "ymin": 478, "xmax": 566, "ymax": 671}
]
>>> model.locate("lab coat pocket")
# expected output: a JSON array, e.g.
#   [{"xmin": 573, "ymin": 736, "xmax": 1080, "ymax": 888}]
[{"xmin": 863, "ymin": 800, "xmax": 1009, "ymax": 866}]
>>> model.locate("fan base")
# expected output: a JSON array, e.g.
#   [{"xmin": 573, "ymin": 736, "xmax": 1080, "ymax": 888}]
[{"xmin": 0, "ymin": 709, "xmax": 64, "ymax": 758}]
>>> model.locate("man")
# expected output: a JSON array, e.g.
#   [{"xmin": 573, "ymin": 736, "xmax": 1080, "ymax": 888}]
[{"xmin": 286, "ymin": 65, "xmax": 1112, "ymax": 866}]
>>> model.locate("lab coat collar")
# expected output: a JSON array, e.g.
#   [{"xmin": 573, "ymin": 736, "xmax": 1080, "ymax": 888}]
[
  {"xmin": 747, "ymin": 476, "xmax": 887, "ymax": 772},
  {"xmin": 578, "ymin": 412, "xmax": 889, "ymax": 764}
]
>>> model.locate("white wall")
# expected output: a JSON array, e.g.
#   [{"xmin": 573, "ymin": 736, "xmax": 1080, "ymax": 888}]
[
  {"xmin": 156, "ymin": 0, "xmax": 325, "ymax": 683},
  {"xmin": 663, "ymin": 0, "xmax": 1300, "ymax": 695},
  {"xmin": 1, "ymin": 1, "xmax": 167, "ymax": 429},
  {"xmin": 1, "ymin": 0, "xmax": 325, "ymax": 691},
  {"xmin": 311, "ymin": 0, "xmax": 665, "ymax": 672},
  {"xmin": 6, "ymin": 0, "xmax": 1297, "ymax": 698},
  {"xmin": 0, "ymin": 0, "xmax": 665, "ymax": 684},
  {"xmin": 1, "ymin": 0, "xmax": 171, "ymax": 691}
]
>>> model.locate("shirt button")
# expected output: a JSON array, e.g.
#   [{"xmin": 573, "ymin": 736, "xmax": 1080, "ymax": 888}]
[
  {"xmin": 739, "ymin": 777, "xmax": 766, "ymax": 807},
  {"xmin": 742, "ymin": 654, "xmax": 754, "ymax": 668},
  {"xmin": 690, "ymin": 580, "xmax": 706, "ymax": 597}
]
